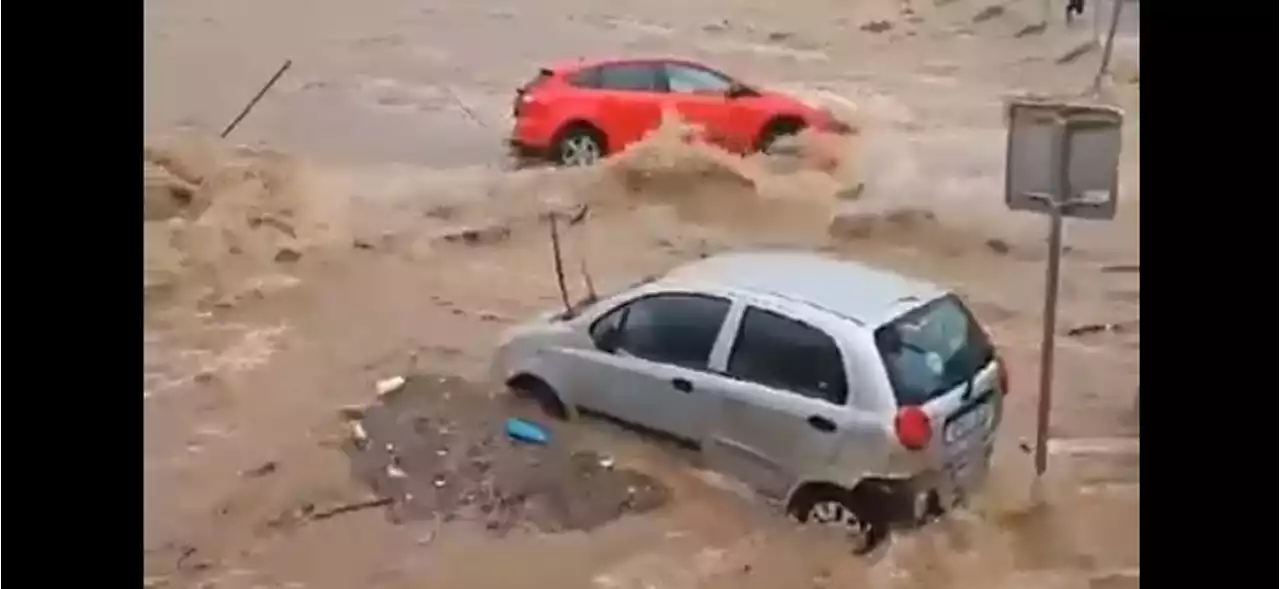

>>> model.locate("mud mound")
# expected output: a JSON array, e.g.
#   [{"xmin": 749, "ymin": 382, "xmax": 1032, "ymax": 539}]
[
  {"xmin": 348, "ymin": 375, "xmax": 672, "ymax": 533},
  {"xmin": 143, "ymin": 134, "xmax": 349, "ymax": 307}
]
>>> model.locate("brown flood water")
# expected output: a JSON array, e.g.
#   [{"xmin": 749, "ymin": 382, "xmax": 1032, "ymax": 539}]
[{"xmin": 143, "ymin": 0, "xmax": 1138, "ymax": 584}]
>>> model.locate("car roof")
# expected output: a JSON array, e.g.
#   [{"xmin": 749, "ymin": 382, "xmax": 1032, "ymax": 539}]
[
  {"xmin": 546, "ymin": 56, "xmax": 706, "ymax": 74},
  {"xmin": 661, "ymin": 250, "xmax": 946, "ymax": 326}
]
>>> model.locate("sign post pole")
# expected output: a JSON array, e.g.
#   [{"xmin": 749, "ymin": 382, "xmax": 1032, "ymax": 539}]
[{"xmin": 1033, "ymin": 199, "xmax": 1065, "ymax": 476}]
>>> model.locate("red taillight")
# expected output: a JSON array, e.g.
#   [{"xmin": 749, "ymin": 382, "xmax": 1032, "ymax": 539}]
[
  {"xmin": 894, "ymin": 406, "xmax": 932, "ymax": 451},
  {"xmin": 513, "ymin": 69, "xmax": 553, "ymax": 117},
  {"xmin": 996, "ymin": 355, "xmax": 1010, "ymax": 395}
]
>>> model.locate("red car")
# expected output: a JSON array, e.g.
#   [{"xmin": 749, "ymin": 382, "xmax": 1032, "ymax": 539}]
[{"xmin": 508, "ymin": 57, "xmax": 853, "ymax": 166}]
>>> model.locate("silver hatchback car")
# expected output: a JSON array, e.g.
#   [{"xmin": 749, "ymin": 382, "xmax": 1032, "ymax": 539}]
[{"xmin": 493, "ymin": 250, "xmax": 1007, "ymax": 551}]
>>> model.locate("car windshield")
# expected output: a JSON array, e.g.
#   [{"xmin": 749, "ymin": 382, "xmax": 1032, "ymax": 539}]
[{"xmin": 874, "ymin": 294, "xmax": 995, "ymax": 407}]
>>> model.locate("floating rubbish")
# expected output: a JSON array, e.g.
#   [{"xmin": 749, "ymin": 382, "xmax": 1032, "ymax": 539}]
[
  {"xmin": 505, "ymin": 418, "xmax": 550, "ymax": 445},
  {"xmin": 350, "ymin": 422, "xmax": 369, "ymax": 447},
  {"xmin": 1065, "ymin": 320, "xmax": 1139, "ymax": 337},
  {"xmin": 241, "ymin": 461, "xmax": 279, "ymax": 478},
  {"xmin": 599, "ymin": 456, "xmax": 616, "ymax": 470},
  {"xmin": 376, "ymin": 376, "xmax": 407, "ymax": 396},
  {"xmin": 338, "ymin": 404, "xmax": 366, "ymax": 420},
  {"xmin": 387, "ymin": 465, "xmax": 408, "ymax": 479}
]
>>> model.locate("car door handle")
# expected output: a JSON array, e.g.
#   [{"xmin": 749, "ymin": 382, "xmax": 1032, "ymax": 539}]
[
  {"xmin": 807, "ymin": 415, "xmax": 837, "ymax": 433},
  {"xmin": 671, "ymin": 378, "xmax": 693, "ymax": 393}
]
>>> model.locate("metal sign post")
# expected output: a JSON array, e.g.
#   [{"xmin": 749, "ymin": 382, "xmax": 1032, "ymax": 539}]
[{"xmin": 1004, "ymin": 99, "xmax": 1124, "ymax": 476}]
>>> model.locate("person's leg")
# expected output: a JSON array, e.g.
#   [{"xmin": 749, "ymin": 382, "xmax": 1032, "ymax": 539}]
[{"xmin": 1066, "ymin": 0, "xmax": 1084, "ymax": 21}]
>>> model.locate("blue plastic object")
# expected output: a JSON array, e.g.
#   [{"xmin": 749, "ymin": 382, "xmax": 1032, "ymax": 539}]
[{"xmin": 505, "ymin": 418, "xmax": 550, "ymax": 445}]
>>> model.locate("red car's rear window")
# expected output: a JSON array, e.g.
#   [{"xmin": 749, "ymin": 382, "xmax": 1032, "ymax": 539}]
[{"xmin": 520, "ymin": 68, "xmax": 555, "ymax": 92}]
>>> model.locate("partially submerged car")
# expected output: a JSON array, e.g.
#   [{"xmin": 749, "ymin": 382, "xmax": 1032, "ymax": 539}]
[
  {"xmin": 493, "ymin": 250, "xmax": 1007, "ymax": 552},
  {"xmin": 508, "ymin": 57, "xmax": 854, "ymax": 167}
]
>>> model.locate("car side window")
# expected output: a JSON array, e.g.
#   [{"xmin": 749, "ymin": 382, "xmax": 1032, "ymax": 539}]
[
  {"xmin": 568, "ymin": 67, "xmax": 601, "ymax": 89},
  {"xmin": 727, "ymin": 307, "xmax": 849, "ymax": 405},
  {"xmin": 589, "ymin": 303, "xmax": 625, "ymax": 345},
  {"xmin": 598, "ymin": 63, "xmax": 663, "ymax": 92},
  {"xmin": 595, "ymin": 293, "xmax": 731, "ymax": 368},
  {"xmin": 663, "ymin": 64, "xmax": 733, "ymax": 95}
]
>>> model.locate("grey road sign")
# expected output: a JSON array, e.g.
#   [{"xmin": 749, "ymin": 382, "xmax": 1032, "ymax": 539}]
[
  {"xmin": 1003, "ymin": 98, "xmax": 1125, "ymax": 477},
  {"xmin": 1005, "ymin": 100, "xmax": 1124, "ymax": 220}
]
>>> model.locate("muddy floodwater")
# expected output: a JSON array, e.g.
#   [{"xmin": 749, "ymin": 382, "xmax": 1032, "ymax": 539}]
[{"xmin": 143, "ymin": 0, "xmax": 1139, "ymax": 585}]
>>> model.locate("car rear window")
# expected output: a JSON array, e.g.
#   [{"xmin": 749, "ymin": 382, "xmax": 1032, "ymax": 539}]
[
  {"xmin": 567, "ymin": 67, "xmax": 601, "ymax": 89},
  {"xmin": 520, "ymin": 68, "xmax": 554, "ymax": 92},
  {"xmin": 874, "ymin": 294, "xmax": 995, "ymax": 407}
]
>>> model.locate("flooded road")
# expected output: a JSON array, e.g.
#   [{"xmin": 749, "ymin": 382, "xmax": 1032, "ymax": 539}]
[{"xmin": 143, "ymin": 0, "xmax": 1139, "ymax": 586}]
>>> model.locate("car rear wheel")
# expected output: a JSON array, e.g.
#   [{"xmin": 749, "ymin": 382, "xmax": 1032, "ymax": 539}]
[{"xmin": 554, "ymin": 126, "xmax": 605, "ymax": 167}]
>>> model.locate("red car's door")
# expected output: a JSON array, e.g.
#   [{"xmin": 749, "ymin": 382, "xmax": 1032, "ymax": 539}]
[
  {"xmin": 659, "ymin": 62, "xmax": 751, "ymax": 153},
  {"xmin": 591, "ymin": 62, "xmax": 668, "ymax": 151}
]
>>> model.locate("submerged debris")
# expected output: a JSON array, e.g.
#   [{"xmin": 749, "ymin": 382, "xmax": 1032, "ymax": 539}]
[
  {"xmin": 346, "ymin": 374, "xmax": 671, "ymax": 533},
  {"xmin": 506, "ymin": 418, "xmax": 550, "ymax": 445}
]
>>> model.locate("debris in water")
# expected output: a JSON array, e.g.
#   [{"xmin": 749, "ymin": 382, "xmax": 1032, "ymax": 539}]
[
  {"xmin": 478, "ymin": 311, "xmax": 506, "ymax": 322},
  {"xmin": 350, "ymin": 422, "xmax": 369, "ymax": 447},
  {"xmin": 338, "ymin": 404, "xmax": 366, "ymax": 420},
  {"xmin": 1056, "ymin": 40, "xmax": 1097, "ymax": 64},
  {"xmin": 387, "ymin": 464, "xmax": 408, "ymax": 479},
  {"xmin": 985, "ymin": 238, "xmax": 1012, "ymax": 255},
  {"xmin": 861, "ymin": 20, "xmax": 894, "ymax": 33},
  {"xmin": 310, "ymin": 496, "xmax": 394, "ymax": 521},
  {"xmin": 377, "ymin": 376, "xmax": 407, "ymax": 396},
  {"xmin": 1015, "ymin": 22, "xmax": 1048, "ymax": 37},
  {"xmin": 971, "ymin": 4, "xmax": 1005, "ymax": 22},
  {"xmin": 702, "ymin": 19, "xmax": 730, "ymax": 32},
  {"xmin": 505, "ymin": 418, "xmax": 550, "ymax": 445},
  {"xmin": 439, "ymin": 224, "xmax": 512, "ymax": 246},
  {"xmin": 1065, "ymin": 320, "xmax": 1138, "ymax": 337},
  {"xmin": 241, "ymin": 461, "xmax": 279, "ymax": 478},
  {"xmin": 273, "ymin": 247, "xmax": 302, "ymax": 263},
  {"xmin": 599, "ymin": 456, "xmax": 616, "ymax": 470}
]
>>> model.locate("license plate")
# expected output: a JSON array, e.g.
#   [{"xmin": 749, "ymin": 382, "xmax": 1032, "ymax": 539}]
[{"xmin": 944, "ymin": 402, "xmax": 991, "ymax": 445}]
